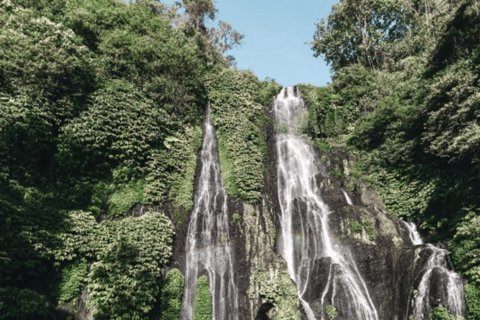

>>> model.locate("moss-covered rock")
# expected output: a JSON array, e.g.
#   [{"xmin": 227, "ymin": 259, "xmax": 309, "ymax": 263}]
[{"xmin": 244, "ymin": 202, "xmax": 302, "ymax": 320}]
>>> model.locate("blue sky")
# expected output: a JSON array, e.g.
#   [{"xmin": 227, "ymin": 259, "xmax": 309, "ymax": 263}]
[{"xmin": 161, "ymin": 0, "xmax": 339, "ymax": 87}]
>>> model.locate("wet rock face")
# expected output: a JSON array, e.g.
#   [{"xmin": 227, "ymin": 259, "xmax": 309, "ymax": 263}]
[
  {"xmin": 266, "ymin": 88, "xmax": 464, "ymax": 320},
  {"xmin": 297, "ymin": 148, "xmax": 465, "ymax": 320},
  {"xmin": 302, "ymin": 257, "xmax": 332, "ymax": 303},
  {"xmin": 429, "ymin": 267, "xmax": 451, "ymax": 308},
  {"xmin": 161, "ymin": 97, "xmax": 464, "ymax": 320}
]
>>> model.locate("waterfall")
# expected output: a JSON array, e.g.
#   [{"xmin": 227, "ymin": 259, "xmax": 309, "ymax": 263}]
[
  {"xmin": 412, "ymin": 244, "xmax": 465, "ymax": 319},
  {"xmin": 403, "ymin": 221, "xmax": 423, "ymax": 246},
  {"xmin": 274, "ymin": 87, "xmax": 379, "ymax": 320},
  {"xmin": 402, "ymin": 222, "xmax": 464, "ymax": 318},
  {"xmin": 342, "ymin": 189, "xmax": 353, "ymax": 205},
  {"xmin": 179, "ymin": 104, "xmax": 239, "ymax": 320}
]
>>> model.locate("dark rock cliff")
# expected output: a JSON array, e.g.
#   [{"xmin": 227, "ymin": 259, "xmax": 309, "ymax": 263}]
[{"xmin": 152, "ymin": 98, "xmax": 462, "ymax": 320}]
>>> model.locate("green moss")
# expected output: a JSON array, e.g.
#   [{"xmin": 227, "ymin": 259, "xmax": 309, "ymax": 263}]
[
  {"xmin": 342, "ymin": 214, "xmax": 376, "ymax": 244},
  {"xmin": 250, "ymin": 268, "xmax": 302, "ymax": 320},
  {"xmin": 362, "ymin": 218, "xmax": 376, "ymax": 242},
  {"xmin": 244, "ymin": 204, "xmax": 301, "ymax": 320},
  {"xmin": 57, "ymin": 258, "xmax": 88, "ymax": 304},
  {"xmin": 351, "ymin": 220, "xmax": 362, "ymax": 234},
  {"xmin": 325, "ymin": 305, "xmax": 338, "ymax": 319},
  {"xmin": 328, "ymin": 167, "xmax": 344, "ymax": 178},
  {"xmin": 173, "ymin": 206, "xmax": 187, "ymax": 225},
  {"xmin": 316, "ymin": 141, "xmax": 330, "ymax": 153},
  {"xmin": 194, "ymin": 275, "xmax": 212, "ymax": 320},
  {"xmin": 232, "ymin": 213, "xmax": 241, "ymax": 222},
  {"xmin": 161, "ymin": 268, "xmax": 184, "ymax": 320}
]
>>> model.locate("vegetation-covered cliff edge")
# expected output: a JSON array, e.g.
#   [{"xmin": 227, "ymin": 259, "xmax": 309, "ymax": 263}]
[{"xmin": 0, "ymin": 0, "xmax": 479, "ymax": 319}]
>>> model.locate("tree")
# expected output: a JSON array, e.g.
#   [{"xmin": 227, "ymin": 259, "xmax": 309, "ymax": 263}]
[
  {"xmin": 181, "ymin": 0, "xmax": 215, "ymax": 31},
  {"xmin": 209, "ymin": 20, "xmax": 244, "ymax": 54},
  {"xmin": 312, "ymin": 0, "xmax": 406, "ymax": 71}
]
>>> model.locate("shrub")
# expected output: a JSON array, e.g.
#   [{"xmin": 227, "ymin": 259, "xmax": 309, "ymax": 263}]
[
  {"xmin": 0, "ymin": 287, "xmax": 48, "ymax": 320},
  {"xmin": 107, "ymin": 178, "xmax": 146, "ymax": 217},
  {"xmin": 57, "ymin": 258, "xmax": 88, "ymax": 304},
  {"xmin": 450, "ymin": 209, "xmax": 480, "ymax": 286},
  {"xmin": 429, "ymin": 306, "xmax": 463, "ymax": 320},
  {"xmin": 87, "ymin": 211, "xmax": 175, "ymax": 320},
  {"xmin": 232, "ymin": 213, "xmax": 241, "ymax": 222},
  {"xmin": 325, "ymin": 305, "xmax": 338, "ymax": 319},
  {"xmin": 257, "ymin": 77, "xmax": 282, "ymax": 106},
  {"xmin": 205, "ymin": 69, "xmax": 267, "ymax": 203},
  {"xmin": 464, "ymin": 283, "xmax": 480, "ymax": 320},
  {"xmin": 161, "ymin": 268, "xmax": 185, "ymax": 320},
  {"xmin": 194, "ymin": 275, "xmax": 212, "ymax": 320}
]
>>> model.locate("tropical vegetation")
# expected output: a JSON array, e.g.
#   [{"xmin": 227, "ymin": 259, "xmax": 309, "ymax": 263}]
[{"xmin": 305, "ymin": 0, "xmax": 480, "ymax": 317}]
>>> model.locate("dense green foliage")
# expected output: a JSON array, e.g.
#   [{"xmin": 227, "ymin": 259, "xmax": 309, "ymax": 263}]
[
  {"xmin": 161, "ymin": 268, "xmax": 185, "ymax": 320},
  {"xmin": 4, "ymin": 0, "xmax": 479, "ymax": 316},
  {"xmin": 430, "ymin": 306, "xmax": 463, "ymax": 320},
  {"xmin": 42, "ymin": 210, "xmax": 175, "ymax": 319},
  {"xmin": 450, "ymin": 210, "xmax": 480, "ymax": 319},
  {"xmin": 325, "ymin": 305, "xmax": 338, "ymax": 320},
  {"xmin": 450, "ymin": 209, "xmax": 480, "ymax": 286},
  {"xmin": 87, "ymin": 211, "xmax": 174, "ymax": 320},
  {"xmin": 193, "ymin": 275, "xmax": 212, "ymax": 320},
  {"xmin": 464, "ymin": 283, "xmax": 480, "ymax": 320},
  {"xmin": 306, "ymin": 0, "xmax": 480, "ymax": 311},
  {"xmin": 257, "ymin": 77, "xmax": 283, "ymax": 106},
  {"xmin": 308, "ymin": 0, "xmax": 480, "ymax": 236},
  {"xmin": 0, "ymin": 0, "xmax": 248, "ymax": 318},
  {"xmin": 0, "ymin": 287, "xmax": 48, "ymax": 320},
  {"xmin": 253, "ymin": 268, "xmax": 303, "ymax": 319},
  {"xmin": 57, "ymin": 258, "xmax": 88, "ymax": 304},
  {"xmin": 205, "ymin": 69, "xmax": 269, "ymax": 203}
]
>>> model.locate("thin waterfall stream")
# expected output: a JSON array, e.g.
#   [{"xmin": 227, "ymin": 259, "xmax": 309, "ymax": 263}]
[
  {"xmin": 179, "ymin": 104, "xmax": 239, "ymax": 320},
  {"xmin": 342, "ymin": 189, "xmax": 353, "ymax": 206},
  {"xmin": 273, "ymin": 87, "xmax": 378, "ymax": 320}
]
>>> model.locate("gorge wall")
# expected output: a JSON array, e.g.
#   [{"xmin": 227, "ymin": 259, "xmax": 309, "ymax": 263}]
[{"xmin": 159, "ymin": 86, "xmax": 466, "ymax": 320}]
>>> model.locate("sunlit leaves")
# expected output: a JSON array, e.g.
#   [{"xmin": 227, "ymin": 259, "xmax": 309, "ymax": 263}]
[
  {"xmin": 161, "ymin": 268, "xmax": 185, "ymax": 320},
  {"xmin": 88, "ymin": 211, "xmax": 175, "ymax": 320},
  {"xmin": 58, "ymin": 80, "xmax": 167, "ymax": 178},
  {"xmin": 205, "ymin": 69, "xmax": 266, "ymax": 203}
]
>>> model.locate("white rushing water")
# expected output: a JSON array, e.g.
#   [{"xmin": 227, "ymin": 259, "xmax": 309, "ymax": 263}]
[
  {"xmin": 342, "ymin": 189, "xmax": 353, "ymax": 205},
  {"xmin": 403, "ymin": 221, "xmax": 423, "ymax": 246},
  {"xmin": 274, "ymin": 87, "xmax": 379, "ymax": 320},
  {"xmin": 179, "ymin": 104, "xmax": 239, "ymax": 320},
  {"xmin": 413, "ymin": 244, "xmax": 465, "ymax": 319},
  {"xmin": 403, "ymin": 222, "xmax": 465, "ymax": 318}
]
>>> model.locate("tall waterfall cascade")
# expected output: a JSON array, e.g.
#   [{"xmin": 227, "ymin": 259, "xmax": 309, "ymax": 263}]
[
  {"xmin": 273, "ymin": 87, "xmax": 379, "ymax": 320},
  {"xmin": 179, "ymin": 104, "xmax": 239, "ymax": 320}
]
